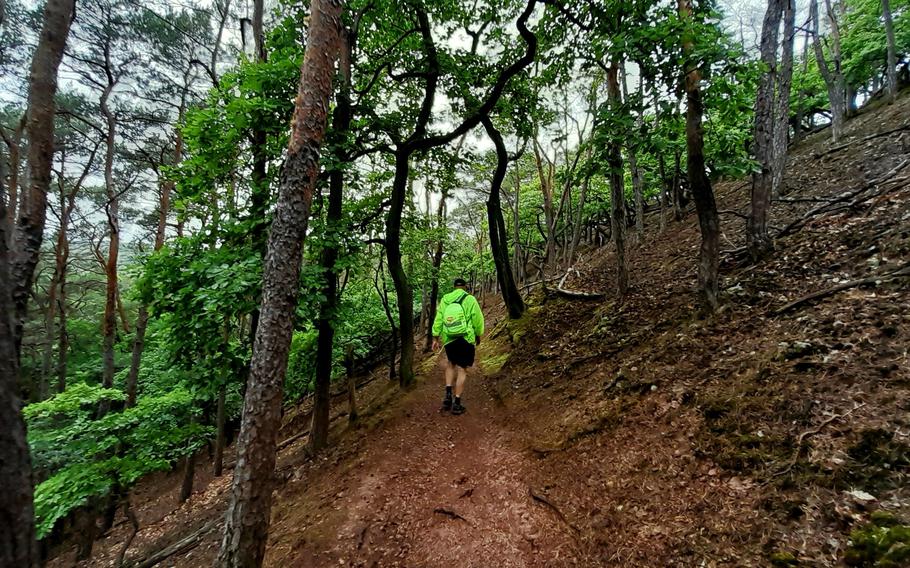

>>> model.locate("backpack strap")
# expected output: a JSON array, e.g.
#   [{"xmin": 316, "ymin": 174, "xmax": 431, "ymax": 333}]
[{"xmin": 454, "ymin": 292, "xmax": 468, "ymax": 305}]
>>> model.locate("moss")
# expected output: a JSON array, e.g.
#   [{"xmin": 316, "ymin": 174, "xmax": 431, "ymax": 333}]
[
  {"xmin": 845, "ymin": 514, "xmax": 910, "ymax": 567},
  {"xmin": 770, "ymin": 551, "xmax": 800, "ymax": 566},
  {"xmin": 507, "ymin": 307, "xmax": 540, "ymax": 345},
  {"xmin": 480, "ymin": 352, "xmax": 510, "ymax": 375}
]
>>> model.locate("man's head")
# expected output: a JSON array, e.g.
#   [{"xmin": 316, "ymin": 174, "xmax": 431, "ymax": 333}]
[{"xmin": 453, "ymin": 277, "xmax": 468, "ymax": 289}]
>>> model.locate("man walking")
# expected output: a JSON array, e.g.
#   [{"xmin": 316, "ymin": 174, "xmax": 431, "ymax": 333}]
[{"xmin": 432, "ymin": 278, "xmax": 484, "ymax": 415}]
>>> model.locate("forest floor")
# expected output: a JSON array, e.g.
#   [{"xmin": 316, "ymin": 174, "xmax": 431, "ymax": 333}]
[{"xmin": 49, "ymin": 93, "xmax": 910, "ymax": 567}]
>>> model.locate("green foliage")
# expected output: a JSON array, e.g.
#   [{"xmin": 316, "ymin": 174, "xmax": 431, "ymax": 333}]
[
  {"xmin": 26, "ymin": 386, "xmax": 211, "ymax": 538},
  {"xmin": 846, "ymin": 512, "xmax": 910, "ymax": 567}
]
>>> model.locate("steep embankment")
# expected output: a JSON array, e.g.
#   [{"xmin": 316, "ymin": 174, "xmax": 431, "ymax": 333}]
[{"xmin": 52, "ymin": 95, "xmax": 909, "ymax": 568}]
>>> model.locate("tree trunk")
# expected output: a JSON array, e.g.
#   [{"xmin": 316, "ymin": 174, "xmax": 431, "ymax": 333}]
[
  {"xmin": 248, "ymin": 0, "xmax": 269, "ymax": 355},
  {"xmin": 100, "ymin": 83, "xmax": 120, "ymax": 415},
  {"xmin": 217, "ymin": 1, "xmax": 341, "ymax": 566},
  {"xmin": 385, "ymin": 151, "xmax": 416, "ymax": 388},
  {"xmin": 423, "ymin": 190, "xmax": 446, "ymax": 352},
  {"xmin": 0, "ymin": 0, "xmax": 75, "ymax": 567},
  {"xmin": 482, "ymin": 116, "xmax": 525, "ymax": 319},
  {"xmin": 214, "ymin": 384, "xmax": 226, "ymax": 477},
  {"xmin": 679, "ymin": 0, "xmax": 720, "ymax": 314},
  {"xmin": 344, "ymin": 345, "xmax": 357, "ymax": 422},
  {"xmin": 179, "ymin": 450, "xmax": 195, "ymax": 503},
  {"xmin": 606, "ymin": 63, "xmax": 628, "ymax": 298},
  {"xmin": 772, "ymin": 0, "xmax": 796, "ymax": 197},
  {"xmin": 11, "ymin": 0, "xmax": 76, "ymax": 365},
  {"xmin": 0, "ymin": 155, "xmax": 37, "ymax": 568},
  {"xmin": 882, "ymin": 0, "xmax": 898, "ymax": 104},
  {"xmin": 57, "ymin": 257, "xmax": 69, "ymax": 394},
  {"xmin": 811, "ymin": 0, "xmax": 846, "ymax": 142},
  {"xmin": 374, "ymin": 252, "xmax": 398, "ymax": 381},
  {"xmin": 748, "ymin": 0, "xmax": 783, "ymax": 261},
  {"xmin": 795, "ymin": 25, "xmax": 811, "ymax": 144},
  {"xmin": 623, "ymin": 68, "xmax": 645, "ymax": 243},
  {"xmin": 512, "ymin": 169, "xmax": 522, "ymax": 281},
  {"xmin": 310, "ymin": 26, "xmax": 352, "ymax": 453},
  {"xmin": 567, "ymin": 147, "xmax": 592, "ymax": 265},
  {"xmin": 3, "ymin": 121, "xmax": 23, "ymax": 241},
  {"xmin": 532, "ymin": 140, "xmax": 557, "ymax": 271}
]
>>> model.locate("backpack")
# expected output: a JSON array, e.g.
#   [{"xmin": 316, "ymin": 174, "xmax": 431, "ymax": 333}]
[{"xmin": 443, "ymin": 292, "xmax": 470, "ymax": 338}]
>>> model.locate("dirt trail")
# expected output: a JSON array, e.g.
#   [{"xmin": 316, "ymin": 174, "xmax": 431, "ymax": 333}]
[{"xmin": 264, "ymin": 355, "xmax": 584, "ymax": 567}]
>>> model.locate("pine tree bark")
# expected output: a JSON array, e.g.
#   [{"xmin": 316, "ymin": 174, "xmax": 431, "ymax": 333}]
[
  {"xmin": 2, "ymin": 0, "xmax": 74, "ymax": 560},
  {"xmin": 748, "ymin": 0, "xmax": 783, "ymax": 261},
  {"xmin": 11, "ymin": 0, "xmax": 76, "ymax": 359},
  {"xmin": 217, "ymin": 1, "xmax": 342, "ymax": 565},
  {"xmin": 882, "ymin": 0, "xmax": 898, "ymax": 103},
  {"xmin": 679, "ymin": 0, "xmax": 720, "ymax": 314},
  {"xmin": 0, "ymin": 161, "xmax": 37, "ymax": 568},
  {"xmin": 482, "ymin": 116, "xmax": 525, "ymax": 319}
]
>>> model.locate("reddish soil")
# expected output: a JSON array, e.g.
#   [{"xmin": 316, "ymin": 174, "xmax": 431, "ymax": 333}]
[{"xmin": 48, "ymin": 93, "xmax": 910, "ymax": 567}]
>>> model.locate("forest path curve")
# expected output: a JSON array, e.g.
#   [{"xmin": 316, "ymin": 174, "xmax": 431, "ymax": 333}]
[{"xmin": 266, "ymin": 354, "xmax": 586, "ymax": 567}]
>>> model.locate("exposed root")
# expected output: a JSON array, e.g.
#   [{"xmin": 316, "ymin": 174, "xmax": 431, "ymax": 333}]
[
  {"xmin": 528, "ymin": 487, "xmax": 579, "ymax": 534},
  {"xmin": 774, "ymin": 262, "xmax": 910, "ymax": 314},
  {"xmin": 769, "ymin": 403, "xmax": 867, "ymax": 480}
]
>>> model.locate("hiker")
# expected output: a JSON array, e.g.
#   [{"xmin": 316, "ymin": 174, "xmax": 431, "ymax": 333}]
[{"xmin": 432, "ymin": 278, "xmax": 485, "ymax": 415}]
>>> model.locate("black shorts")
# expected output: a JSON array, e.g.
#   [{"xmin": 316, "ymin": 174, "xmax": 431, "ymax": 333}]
[{"xmin": 444, "ymin": 338, "xmax": 475, "ymax": 368}]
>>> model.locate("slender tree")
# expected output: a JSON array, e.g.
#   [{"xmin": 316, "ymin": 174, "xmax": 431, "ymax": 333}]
[
  {"xmin": 679, "ymin": 0, "xmax": 720, "ymax": 313},
  {"xmin": 811, "ymin": 0, "xmax": 846, "ymax": 142},
  {"xmin": 605, "ymin": 61, "xmax": 629, "ymax": 298},
  {"xmin": 772, "ymin": 0, "xmax": 795, "ymax": 197},
  {"xmin": 482, "ymin": 116, "xmax": 525, "ymax": 319},
  {"xmin": 382, "ymin": 0, "xmax": 538, "ymax": 385},
  {"xmin": 311, "ymin": 15, "xmax": 357, "ymax": 454},
  {"xmin": 217, "ymin": 1, "xmax": 343, "ymax": 565},
  {"xmin": 882, "ymin": 0, "xmax": 898, "ymax": 103},
  {"xmin": 748, "ymin": 0, "xmax": 784, "ymax": 260}
]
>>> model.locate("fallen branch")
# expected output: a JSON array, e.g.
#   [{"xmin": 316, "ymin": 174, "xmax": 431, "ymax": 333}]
[
  {"xmin": 519, "ymin": 274, "xmax": 564, "ymax": 292},
  {"xmin": 528, "ymin": 487, "xmax": 579, "ymax": 534},
  {"xmin": 124, "ymin": 520, "xmax": 218, "ymax": 568},
  {"xmin": 433, "ymin": 507, "xmax": 471, "ymax": 525},
  {"xmin": 553, "ymin": 287, "xmax": 606, "ymax": 300},
  {"xmin": 820, "ymin": 124, "xmax": 910, "ymax": 157},
  {"xmin": 718, "ymin": 209, "xmax": 750, "ymax": 220},
  {"xmin": 774, "ymin": 262, "xmax": 910, "ymax": 315},
  {"xmin": 772, "ymin": 196, "xmax": 840, "ymax": 204},
  {"xmin": 770, "ymin": 403, "xmax": 866, "ymax": 479},
  {"xmin": 777, "ymin": 159, "xmax": 910, "ymax": 239}
]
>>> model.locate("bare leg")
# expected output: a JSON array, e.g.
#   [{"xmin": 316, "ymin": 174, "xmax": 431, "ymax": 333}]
[
  {"xmin": 444, "ymin": 359, "xmax": 456, "ymax": 388},
  {"xmin": 454, "ymin": 366, "xmax": 467, "ymax": 398}
]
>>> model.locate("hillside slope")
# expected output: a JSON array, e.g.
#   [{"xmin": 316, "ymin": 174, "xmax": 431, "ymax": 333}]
[{"xmin": 51, "ymin": 94, "xmax": 910, "ymax": 567}]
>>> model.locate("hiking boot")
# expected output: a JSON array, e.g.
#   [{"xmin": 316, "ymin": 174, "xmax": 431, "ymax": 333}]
[
  {"xmin": 442, "ymin": 393, "xmax": 453, "ymax": 411},
  {"xmin": 451, "ymin": 400, "xmax": 466, "ymax": 415}
]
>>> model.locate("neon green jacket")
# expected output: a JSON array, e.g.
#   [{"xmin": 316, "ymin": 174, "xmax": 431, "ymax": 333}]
[{"xmin": 432, "ymin": 289, "xmax": 484, "ymax": 345}]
